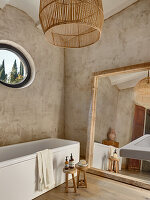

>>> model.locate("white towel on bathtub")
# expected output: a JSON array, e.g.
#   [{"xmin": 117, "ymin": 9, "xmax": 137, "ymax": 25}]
[{"xmin": 37, "ymin": 149, "xmax": 55, "ymax": 191}]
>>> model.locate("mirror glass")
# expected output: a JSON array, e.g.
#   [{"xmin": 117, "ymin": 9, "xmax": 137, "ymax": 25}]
[{"xmin": 93, "ymin": 70, "xmax": 150, "ymax": 184}]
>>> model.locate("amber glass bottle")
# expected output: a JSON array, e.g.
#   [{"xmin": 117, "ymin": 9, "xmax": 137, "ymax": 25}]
[
  {"xmin": 65, "ymin": 156, "xmax": 69, "ymax": 170},
  {"xmin": 69, "ymin": 153, "xmax": 75, "ymax": 169}
]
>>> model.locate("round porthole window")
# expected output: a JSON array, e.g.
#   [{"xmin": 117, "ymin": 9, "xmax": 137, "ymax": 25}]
[{"xmin": 0, "ymin": 43, "xmax": 32, "ymax": 88}]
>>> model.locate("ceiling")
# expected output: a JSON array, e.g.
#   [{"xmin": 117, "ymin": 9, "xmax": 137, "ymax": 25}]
[
  {"xmin": 103, "ymin": 0, "xmax": 138, "ymax": 19},
  {"xmin": 109, "ymin": 70, "xmax": 148, "ymax": 90},
  {"xmin": 0, "ymin": 0, "xmax": 141, "ymax": 89},
  {"xmin": 0, "ymin": 0, "xmax": 138, "ymax": 28}
]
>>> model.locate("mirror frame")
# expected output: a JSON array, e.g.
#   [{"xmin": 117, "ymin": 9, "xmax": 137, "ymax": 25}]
[{"xmin": 86, "ymin": 62, "xmax": 150, "ymax": 190}]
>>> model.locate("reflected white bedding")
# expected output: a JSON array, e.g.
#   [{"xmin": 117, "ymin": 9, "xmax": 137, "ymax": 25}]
[
  {"xmin": 135, "ymin": 135, "xmax": 150, "ymax": 148},
  {"xmin": 120, "ymin": 135, "xmax": 150, "ymax": 160}
]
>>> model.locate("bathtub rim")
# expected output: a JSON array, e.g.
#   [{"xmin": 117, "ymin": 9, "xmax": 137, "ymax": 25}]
[{"xmin": 0, "ymin": 138, "xmax": 80, "ymax": 169}]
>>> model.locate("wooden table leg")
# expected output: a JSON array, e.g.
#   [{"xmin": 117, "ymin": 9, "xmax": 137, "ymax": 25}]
[
  {"xmin": 111, "ymin": 160, "xmax": 113, "ymax": 172},
  {"xmin": 84, "ymin": 171, "xmax": 87, "ymax": 188},
  {"xmin": 109, "ymin": 159, "xmax": 111, "ymax": 171},
  {"xmin": 115, "ymin": 161, "xmax": 118, "ymax": 173},
  {"xmin": 116, "ymin": 161, "xmax": 119, "ymax": 173},
  {"xmin": 77, "ymin": 170, "xmax": 80, "ymax": 188},
  {"xmin": 72, "ymin": 174, "xmax": 76, "ymax": 193},
  {"xmin": 65, "ymin": 173, "xmax": 68, "ymax": 193}
]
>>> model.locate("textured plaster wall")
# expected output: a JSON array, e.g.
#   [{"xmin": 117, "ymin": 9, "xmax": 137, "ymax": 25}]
[
  {"xmin": 115, "ymin": 88, "xmax": 135, "ymax": 148},
  {"xmin": 0, "ymin": 6, "xmax": 64, "ymax": 146},
  {"xmin": 65, "ymin": 0, "xmax": 150, "ymax": 156},
  {"xmin": 95, "ymin": 77, "xmax": 119, "ymax": 143},
  {"xmin": 95, "ymin": 78, "xmax": 135, "ymax": 154},
  {"xmin": 115, "ymin": 88, "xmax": 135, "ymax": 168},
  {"xmin": 94, "ymin": 81, "xmax": 135, "ymax": 168}
]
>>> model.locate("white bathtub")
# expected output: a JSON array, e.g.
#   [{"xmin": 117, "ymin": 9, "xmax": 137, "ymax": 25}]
[
  {"xmin": 0, "ymin": 138, "xmax": 80, "ymax": 200},
  {"xmin": 93, "ymin": 142, "xmax": 122, "ymax": 170}
]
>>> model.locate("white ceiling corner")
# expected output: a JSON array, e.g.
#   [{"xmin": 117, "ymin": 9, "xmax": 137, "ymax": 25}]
[
  {"xmin": 0, "ymin": 0, "xmax": 138, "ymax": 27},
  {"xmin": 109, "ymin": 71, "xmax": 148, "ymax": 90},
  {"xmin": 0, "ymin": 0, "xmax": 9, "ymax": 9},
  {"xmin": 102, "ymin": 0, "xmax": 138, "ymax": 19},
  {"xmin": 8, "ymin": 0, "xmax": 40, "ymax": 23}
]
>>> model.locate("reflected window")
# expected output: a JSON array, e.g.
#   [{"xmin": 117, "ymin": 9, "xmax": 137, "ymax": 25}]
[{"xmin": 0, "ymin": 44, "xmax": 31, "ymax": 88}]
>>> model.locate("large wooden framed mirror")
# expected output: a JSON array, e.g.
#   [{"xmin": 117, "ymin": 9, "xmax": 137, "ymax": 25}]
[{"xmin": 86, "ymin": 62, "xmax": 150, "ymax": 190}]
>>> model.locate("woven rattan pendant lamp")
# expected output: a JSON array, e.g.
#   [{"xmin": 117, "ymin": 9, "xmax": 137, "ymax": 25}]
[
  {"xmin": 134, "ymin": 70, "xmax": 150, "ymax": 108},
  {"xmin": 39, "ymin": 0, "xmax": 104, "ymax": 48}
]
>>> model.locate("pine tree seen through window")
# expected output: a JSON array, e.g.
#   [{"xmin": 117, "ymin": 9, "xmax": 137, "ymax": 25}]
[{"xmin": 0, "ymin": 50, "xmax": 27, "ymax": 85}]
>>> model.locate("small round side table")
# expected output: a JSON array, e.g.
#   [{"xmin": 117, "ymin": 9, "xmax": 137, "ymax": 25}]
[
  {"xmin": 63, "ymin": 168, "xmax": 77, "ymax": 193},
  {"xmin": 75, "ymin": 164, "xmax": 88, "ymax": 188},
  {"xmin": 109, "ymin": 156, "xmax": 120, "ymax": 173}
]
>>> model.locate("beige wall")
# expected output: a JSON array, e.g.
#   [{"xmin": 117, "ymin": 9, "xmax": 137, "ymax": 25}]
[
  {"xmin": 115, "ymin": 88, "xmax": 135, "ymax": 168},
  {"xmin": 95, "ymin": 78, "xmax": 135, "ymax": 149},
  {"xmin": 95, "ymin": 77, "xmax": 119, "ymax": 143},
  {"xmin": 65, "ymin": 0, "xmax": 150, "ymax": 156},
  {"xmin": 0, "ymin": 6, "xmax": 64, "ymax": 146},
  {"xmin": 94, "ymin": 82, "xmax": 135, "ymax": 168},
  {"xmin": 0, "ymin": 1, "xmax": 149, "ymax": 157},
  {"xmin": 115, "ymin": 88, "xmax": 135, "ymax": 148}
]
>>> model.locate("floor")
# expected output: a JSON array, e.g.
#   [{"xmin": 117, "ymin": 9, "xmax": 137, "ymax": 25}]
[
  {"xmin": 35, "ymin": 174, "xmax": 150, "ymax": 200},
  {"xmin": 120, "ymin": 170, "xmax": 150, "ymax": 184}
]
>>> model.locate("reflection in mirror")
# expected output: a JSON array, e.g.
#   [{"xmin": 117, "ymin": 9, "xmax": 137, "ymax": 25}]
[{"xmin": 93, "ymin": 70, "xmax": 150, "ymax": 184}]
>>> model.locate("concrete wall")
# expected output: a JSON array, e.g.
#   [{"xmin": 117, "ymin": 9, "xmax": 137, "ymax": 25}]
[
  {"xmin": 0, "ymin": 6, "xmax": 64, "ymax": 146},
  {"xmin": 65, "ymin": 0, "xmax": 150, "ymax": 156},
  {"xmin": 115, "ymin": 88, "xmax": 135, "ymax": 148},
  {"xmin": 95, "ymin": 77, "xmax": 135, "ymax": 150},
  {"xmin": 95, "ymin": 77, "xmax": 119, "ymax": 143},
  {"xmin": 115, "ymin": 88, "xmax": 135, "ymax": 168},
  {"xmin": 94, "ymin": 78, "xmax": 135, "ymax": 168}
]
